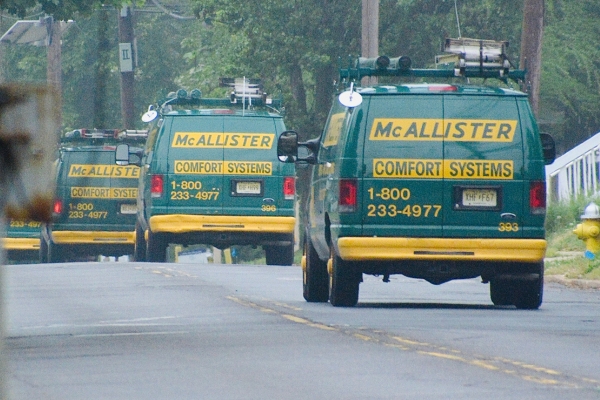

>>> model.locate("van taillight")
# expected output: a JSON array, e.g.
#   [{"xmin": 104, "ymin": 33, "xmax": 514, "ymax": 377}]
[
  {"xmin": 283, "ymin": 177, "xmax": 295, "ymax": 200},
  {"xmin": 53, "ymin": 199, "xmax": 63, "ymax": 215},
  {"xmin": 339, "ymin": 179, "xmax": 357, "ymax": 212},
  {"xmin": 530, "ymin": 181, "xmax": 546, "ymax": 214},
  {"xmin": 150, "ymin": 175, "xmax": 164, "ymax": 198}
]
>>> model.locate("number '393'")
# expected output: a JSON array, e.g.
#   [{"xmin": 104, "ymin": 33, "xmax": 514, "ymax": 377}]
[{"xmin": 498, "ymin": 222, "xmax": 519, "ymax": 232}]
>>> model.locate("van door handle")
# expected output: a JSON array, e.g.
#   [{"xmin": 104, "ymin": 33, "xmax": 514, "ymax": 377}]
[{"xmin": 501, "ymin": 213, "xmax": 517, "ymax": 220}]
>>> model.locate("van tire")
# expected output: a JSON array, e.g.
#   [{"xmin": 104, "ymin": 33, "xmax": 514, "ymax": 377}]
[
  {"xmin": 490, "ymin": 278, "xmax": 513, "ymax": 306},
  {"xmin": 146, "ymin": 231, "xmax": 167, "ymax": 262},
  {"xmin": 134, "ymin": 223, "xmax": 147, "ymax": 262},
  {"xmin": 48, "ymin": 241, "xmax": 65, "ymax": 263},
  {"xmin": 329, "ymin": 248, "xmax": 360, "ymax": 307},
  {"xmin": 265, "ymin": 244, "xmax": 294, "ymax": 266},
  {"xmin": 303, "ymin": 234, "xmax": 329, "ymax": 302},
  {"xmin": 39, "ymin": 236, "xmax": 49, "ymax": 263},
  {"xmin": 513, "ymin": 263, "xmax": 544, "ymax": 310}
]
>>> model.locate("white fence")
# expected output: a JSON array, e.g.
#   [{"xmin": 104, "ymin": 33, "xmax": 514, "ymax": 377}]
[{"xmin": 545, "ymin": 132, "xmax": 600, "ymax": 204}]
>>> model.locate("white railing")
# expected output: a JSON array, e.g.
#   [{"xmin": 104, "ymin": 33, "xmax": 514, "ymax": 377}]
[{"xmin": 545, "ymin": 132, "xmax": 600, "ymax": 204}]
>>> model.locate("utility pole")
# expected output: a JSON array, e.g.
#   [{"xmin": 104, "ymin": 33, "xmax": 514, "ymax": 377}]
[
  {"xmin": 118, "ymin": 5, "xmax": 135, "ymax": 129},
  {"xmin": 520, "ymin": 0, "xmax": 544, "ymax": 117},
  {"xmin": 361, "ymin": 0, "xmax": 379, "ymax": 86},
  {"xmin": 47, "ymin": 17, "xmax": 62, "ymax": 126}
]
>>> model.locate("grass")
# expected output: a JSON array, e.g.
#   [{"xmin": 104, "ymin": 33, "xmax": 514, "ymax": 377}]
[{"xmin": 545, "ymin": 196, "xmax": 600, "ymax": 280}]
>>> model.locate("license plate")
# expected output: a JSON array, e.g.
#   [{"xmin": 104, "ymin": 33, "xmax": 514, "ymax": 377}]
[
  {"xmin": 236, "ymin": 181, "xmax": 261, "ymax": 194},
  {"xmin": 120, "ymin": 204, "xmax": 137, "ymax": 214},
  {"xmin": 462, "ymin": 189, "xmax": 497, "ymax": 207}
]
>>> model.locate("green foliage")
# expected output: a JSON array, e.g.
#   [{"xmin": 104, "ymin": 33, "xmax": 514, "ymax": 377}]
[
  {"xmin": 0, "ymin": 0, "xmax": 130, "ymax": 19},
  {"xmin": 1, "ymin": 5, "xmax": 199, "ymax": 131},
  {"xmin": 539, "ymin": 0, "xmax": 600, "ymax": 153},
  {"xmin": 188, "ymin": 0, "xmax": 361, "ymax": 137},
  {"xmin": 60, "ymin": 10, "xmax": 121, "ymax": 130},
  {"xmin": 545, "ymin": 195, "xmax": 600, "ymax": 234},
  {"xmin": 3, "ymin": 0, "xmax": 600, "ymax": 157}
]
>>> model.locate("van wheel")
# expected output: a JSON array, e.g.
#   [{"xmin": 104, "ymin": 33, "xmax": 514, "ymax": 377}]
[
  {"xmin": 146, "ymin": 231, "xmax": 167, "ymax": 262},
  {"xmin": 329, "ymin": 247, "xmax": 360, "ymax": 307},
  {"xmin": 48, "ymin": 242, "xmax": 66, "ymax": 263},
  {"xmin": 303, "ymin": 234, "xmax": 329, "ymax": 302},
  {"xmin": 39, "ymin": 236, "xmax": 49, "ymax": 263},
  {"xmin": 514, "ymin": 263, "xmax": 544, "ymax": 310},
  {"xmin": 265, "ymin": 244, "xmax": 294, "ymax": 266},
  {"xmin": 134, "ymin": 223, "xmax": 147, "ymax": 261},
  {"xmin": 490, "ymin": 278, "xmax": 514, "ymax": 306}
]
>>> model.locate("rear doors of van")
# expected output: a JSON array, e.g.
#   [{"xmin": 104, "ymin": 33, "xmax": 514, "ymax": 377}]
[
  {"xmin": 166, "ymin": 113, "xmax": 289, "ymax": 216},
  {"xmin": 361, "ymin": 90, "xmax": 527, "ymax": 239},
  {"xmin": 58, "ymin": 149, "xmax": 139, "ymax": 232}
]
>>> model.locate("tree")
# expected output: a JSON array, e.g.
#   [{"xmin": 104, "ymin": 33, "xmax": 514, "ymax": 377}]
[
  {"xmin": 188, "ymin": 0, "xmax": 360, "ymax": 138},
  {"xmin": 1, "ymin": 2, "xmax": 203, "ymax": 130},
  {"xmin": 539, "ymin": 0, "xmax": 600, "ymax": 152},
  {"xmin": 0, "ymin": 1, "xmax": 126, "ymax": 20}
]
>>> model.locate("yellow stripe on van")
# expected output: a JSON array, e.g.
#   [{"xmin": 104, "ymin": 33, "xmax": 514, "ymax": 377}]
[
  {"xmin": 322, "ymin": 113, "xmax": 345, "ymax": 147},
  {"xmin": 174, "ymin": 161, "xmax": 272, "ymax": 175},
  {"xmin": 373, "ymin": 159, "xmax": 513, "ymax": 179},
  {"xmin": 172, "ymin": 132, "xmax": 275, "ymax": 149},
  {"xmin": 445, "ymin": 159, "xmax": 513, "ymax": 179},
  {"xmin": 369, "ymin": 118, "xmax": 517, "ymax": 142},
  {"xmin": 70, "ymin": 187, "xmax": 138, "ymax": 199},
  {"xmin": 373, "ymin": 159, "xmax": 443, "ymax": 178},
  {"xmin": 68, "ymin": 164, "xmax": 140, "ymax": 178}
]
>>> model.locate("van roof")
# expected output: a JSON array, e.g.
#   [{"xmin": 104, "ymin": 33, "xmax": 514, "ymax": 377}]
[
  {"xmin": 357, "ymin": 83, "xmax": 527, "ymax": 96},
  {"xmin": 163, "ymin": 109, "xmax": 283, "ymax": 118},
  {"xmin": 60, "ymin": 144, "xmax": 143, "ymax": 152}
]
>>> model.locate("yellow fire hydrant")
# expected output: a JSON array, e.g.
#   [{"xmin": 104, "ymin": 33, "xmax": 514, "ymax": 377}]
[{"xmin": 573, "ymin": 202, "xmax": 600, "ymax": 259}]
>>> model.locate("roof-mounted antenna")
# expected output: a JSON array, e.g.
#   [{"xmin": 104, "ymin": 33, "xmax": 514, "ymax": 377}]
[{"xmin": 454, "ymin": 0, "xmax": 462, "ymax": 38}]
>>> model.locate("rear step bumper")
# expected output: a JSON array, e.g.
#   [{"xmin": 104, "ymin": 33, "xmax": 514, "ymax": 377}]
[
  {"xmin": 337, "ymin": 237, "xmax": 546, "ymax": 262},
  {"xmin": 149, "ymin": 214, "xmax": 296, "ymax": 234}
]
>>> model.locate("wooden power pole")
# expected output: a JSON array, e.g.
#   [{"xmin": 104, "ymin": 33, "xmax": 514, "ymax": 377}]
[
  {"xmin": 520, "ymin": 0, "xmax": 544, "ymax": 117},
  {"xmin": 362, "ymin": 0, "xmax": 379, "ymax": 86},
  {"xmin": 118, "ymin": 6, "xmax": 135, "ymax": 129},
  {"xmin": 47, "ymin": 17, "xmax": 62, "ymax": 127}
]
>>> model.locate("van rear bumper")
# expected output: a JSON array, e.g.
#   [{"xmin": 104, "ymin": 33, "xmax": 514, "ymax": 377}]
[
  {"xmin": 51, "ymin": 231, "xmax": 135, "ymax": 245},
  {"xmin": 149, "ymin": 215, "xmax": 296, "ymax": 234},
  {"xmin": 337, "ymin": 237, "xmax": 546, "ymax": 263},
  {"xmin": 2, "ymin": 238, "xmax": 40, "ymax": 251}
]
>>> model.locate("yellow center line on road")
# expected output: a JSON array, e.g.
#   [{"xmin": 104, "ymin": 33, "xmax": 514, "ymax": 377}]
[
  {"xmin": 136, "ymin": 264, "xmax": 597, "ymax": 391},
  {"xmin": 225, "ymin": 295, "xmax": 599, "ymax": 390}
]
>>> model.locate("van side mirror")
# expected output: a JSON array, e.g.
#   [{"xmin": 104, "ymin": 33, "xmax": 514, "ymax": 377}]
[
  {"xmin": 540, "ymin": 133, "xmax": 556, "ymax": 165},
  {"xmin": 277, "ymin": 130, "xmax": 298, "ymax": 163},
  {"xmin": 115, "ymin": 144, "xmax": 130, "ymax": 165},
  {"xmin": 115, "ymin": 144, "xmax": 143, "ymax": 167},
  {"xmin": 277, "ymin": 130, "xmax": 318, "ymax": 164}
]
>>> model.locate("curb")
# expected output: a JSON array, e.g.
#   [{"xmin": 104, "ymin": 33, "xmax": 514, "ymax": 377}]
[{"xmin": 545, "ymin": 275, "xmax": 600, "ymax": 290}]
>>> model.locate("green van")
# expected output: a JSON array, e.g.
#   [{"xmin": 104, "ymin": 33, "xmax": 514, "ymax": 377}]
[
  {"xmin": 278, "ymin": 39, "xmax": 556, "ymax": 308},
  {"xmin": 116, "ymin": 79, "xmax": 296, "ymax": 264},
  {"xmin": 2, "ymin": 219, "xmax": 41, "ymax": 263},
  {"xmin": 40, "ymin": 129, "xmax": 147, "ymax": 262}
]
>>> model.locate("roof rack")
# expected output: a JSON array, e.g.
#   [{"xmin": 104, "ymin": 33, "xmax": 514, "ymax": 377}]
[
  {"xmin": 339, "ymin": 38, "xmax": 525, "ymax": 85},
  {"xmin": 151, "ymin": 78, "xmax": 283, "ymax": 119},
  {"xmin": 62, "ymin": 129, "xmax": 148, "ymax": 143}
]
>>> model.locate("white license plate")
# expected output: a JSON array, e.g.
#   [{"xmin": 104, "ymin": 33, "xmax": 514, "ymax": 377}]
[
  {"xmin": 462, "ymin": 189, "xmax": 497, "ymax": 207},
  {"xmin": 120, "ymin": 204, "xmax": 137, "ymax": 214},
  {"xmin": 236, "ymin": 181, "xmax": 261, "ymax": 194}
]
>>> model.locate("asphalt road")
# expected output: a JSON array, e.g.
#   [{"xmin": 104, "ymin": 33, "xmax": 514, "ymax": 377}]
[{"xmin": 4, "ymin": 261, "xmax": 600, "ymax": 399}]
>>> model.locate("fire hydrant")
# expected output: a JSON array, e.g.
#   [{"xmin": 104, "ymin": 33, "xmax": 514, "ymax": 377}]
[{"xmin": 573, "ymin": 202, "xmax": 600, "ymax": 259}]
